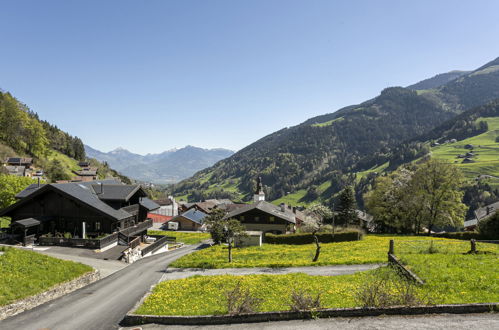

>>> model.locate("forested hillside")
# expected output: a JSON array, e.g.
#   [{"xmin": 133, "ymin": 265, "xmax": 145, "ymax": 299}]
[
  {"xmin": 173, "ymin": 57, "xmax": 499, "ymax": 204},
  {"xmin": 0, "ymin": 90, "xmax": 129, "ymax": 183},
  {"xmin": 0, "ymin": 91, "xmax": 85, "ymax": 161}
]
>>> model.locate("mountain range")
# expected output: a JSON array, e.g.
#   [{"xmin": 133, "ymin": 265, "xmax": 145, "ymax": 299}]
[
  {"xmin": 85, "ymin": 145, "xmax": 234, "ymax": 184},
  {"xmin": 172, "ymin": 56, "xmax": 499, "ymax": 204}
]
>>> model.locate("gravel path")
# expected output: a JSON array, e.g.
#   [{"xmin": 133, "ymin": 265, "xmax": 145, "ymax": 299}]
[{"xmin": 161, "ymin": 263, "xmax": 384, "ymax": 281}]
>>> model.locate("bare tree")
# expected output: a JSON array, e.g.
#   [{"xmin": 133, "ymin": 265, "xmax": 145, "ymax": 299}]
[{"xmin": 305, "ymin": 204, "xmax": 333, "ymax": 262}]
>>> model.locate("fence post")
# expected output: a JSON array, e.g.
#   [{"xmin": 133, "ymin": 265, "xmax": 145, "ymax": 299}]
[
  {"xmin": 389, "ymin": 239, "xmax": 394, "ymax": 255},
  {"xmin": 470, "ymin": 239, "xmax": 477, "ymax": 253}
]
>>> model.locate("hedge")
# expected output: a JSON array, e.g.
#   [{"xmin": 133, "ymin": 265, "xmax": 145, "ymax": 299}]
[
  {"xmin": 265, "ymin": 231, "xmax": 363, "ymax": 245},
  {"xmin": 431, "ymin": 232, "xmax": 497, "ymax": 240}
]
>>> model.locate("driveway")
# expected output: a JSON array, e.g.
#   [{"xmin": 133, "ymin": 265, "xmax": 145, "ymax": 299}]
[
  {"xmin": 2, "ymin": 243, "xmax": 209, "ymax": 330},
  {"xmin": 161, "ymin": 263, "xmax": 384, "ymax": 281},
  {"xmin": 121, "ymin": 313, "xmax": 499, "ymax": 330}
]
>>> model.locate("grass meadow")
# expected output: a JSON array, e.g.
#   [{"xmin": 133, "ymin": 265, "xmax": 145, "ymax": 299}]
[
  {"xmin": 148, "ymin": 230, "xmax": 210, "ymax": 245},
  {"xmin": 0, "ymin": 247, "xmax": 92, "ymax": 306},
  {"xmin": 137, "ymin": 238, "xmax": 499, "ymax": 316}
]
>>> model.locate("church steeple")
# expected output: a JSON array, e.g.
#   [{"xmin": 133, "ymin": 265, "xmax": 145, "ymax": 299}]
[{"xmin": 253, "ymin": 176, "xmax": 265, "ymax": 202}]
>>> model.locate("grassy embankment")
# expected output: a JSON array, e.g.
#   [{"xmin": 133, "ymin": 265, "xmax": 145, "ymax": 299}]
[
  {"xmin": 148, "ymin": 230, "xmax": 210, "ymax": 245},
  {"xmin": 0, "ymin": 247, "xmax": 93, "ymax": 306},
  {"xmin": 136, "ymin": 237, "xmax": 498, "ymax": 315}
]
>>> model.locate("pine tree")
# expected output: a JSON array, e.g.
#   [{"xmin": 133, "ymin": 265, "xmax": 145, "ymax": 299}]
[{"xmin": 336, "ymin": 185, "xmax": 358, "ymax": 227}]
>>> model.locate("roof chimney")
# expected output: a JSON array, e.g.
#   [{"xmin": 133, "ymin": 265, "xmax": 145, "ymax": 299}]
[
  {"xmin": 486, "ymin": 206, "xmax": 492, "ymax": 215},
  {"xmin": 96, "ymin": 182, "xmax": 103, "ymax": 195},
  {"xmin": 280, "ymin": 203, "xmax": 286, "ymax": 212}
]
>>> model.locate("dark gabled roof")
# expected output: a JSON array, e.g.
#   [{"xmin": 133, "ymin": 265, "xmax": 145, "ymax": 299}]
[
  {"xmin": 74, "ymin": 170, "xmax": 97, "ymax": 176},
  {"xmin": 174, "ymin": 208, "xmax": 207, "ymax": 225},
  {"xmin": 15, "ymin": 179, "xmax": 123, "ymax": 200},
  {"xmin": 140, "ymin": 198, "xmax": 160, "ymax": 211},
  {"xmin": 154, "ymin": 199, "xmax": 173, "ymax": 206},
  {"xmin": 225, "ymin": 201, "xmax": 296, "ymax": 224},
  {"xmin": 2, "ymin": 182, "xmax": 132, "ymax": 221},
  {"xmin": 92, "ymin": 184, "xmax": 144, "ymax": 201},
  {"xmin": 16, "ymin": 183, "xmax": 45, "ymax": 199},
  {"xmin": 51, "ymin": 183, "xmax": 132, "ymax": 220},
  {"xmin": 474, "ymin": 201, "xmax": 499, "ymax": 222},
  {"xmin": 5, "ymin": 157, "xmax": 32, "ymax": 164}
]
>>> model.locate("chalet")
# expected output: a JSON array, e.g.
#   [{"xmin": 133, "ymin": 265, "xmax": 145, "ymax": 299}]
[
  {"xmin": 0, "ymin": 180, "xmax": 159, "ymax": 244},
  {"xmin": 462, "ymin": 158, "xmax": 475, "ymax": 164},
  {"xmin": 464, "ymin": 201, "xmax": 499, "ymax": 231},
  {"xmin": 73, "ymin": 168, "xmax": 98, "ymax": 182},
  {"xmin": 169, "ymin": 208, "xmax": 207, "ymax": 231},
  {"xmin": 224, "ymin": 177, "xmax": 296, "ymax": 235},
  {"xmin": 5, "ymin": 165, "xmax": 27, "ymax": 177},
  {"xmin": 4, "ymin": 157, "xmax": 33, "ymax": 168},
  {"xmin": 151, "ymin": 196, "xmax": 179, "ymax": 217},
  {"xmin": 182, "ymin": 201, "xmax": 219, "ymax": 214},
  {"xmin": 78, "ymin": 161, "xmax": 90, "ymax": 168}
]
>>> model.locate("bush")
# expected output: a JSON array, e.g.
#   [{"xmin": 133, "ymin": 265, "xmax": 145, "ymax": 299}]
[
  {"xmin": 479, "ymin": 213, "xmax": 499, "ymax": 239},
  {"xmin": 289, "ymin": 290, "xmax": 322, "ymax": 311},
  {"xmin": 355, "ymin": 267, "xmax": 431, "ymax": 307},
  {"xmin": 225, "ymin": 281, "xmax": 262, "ymax": 315},
  {"xmin": 265, "ymin": 230, "xmax": 363, "ymax": 245},
  {"xmin": 431, "ymin": 232, "xmax": 488, "ymax": 240}
]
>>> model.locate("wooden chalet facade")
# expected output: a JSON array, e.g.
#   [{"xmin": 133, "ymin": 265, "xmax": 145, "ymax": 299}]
[
  {"xmin": 224, "ymin": 178, "xmax": 296, "ymax": 235},
  {"xmin": 225, "ymin": 201, "xmax": 296, "ymax": 235},
  {"xmin": 0, "ymin": 180, "xmax": 159, "ymax": 244}
]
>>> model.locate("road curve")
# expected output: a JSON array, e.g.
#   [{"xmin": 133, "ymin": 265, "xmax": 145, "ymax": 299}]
[{"xmin": 2, "ymin": 244, "xmax": 206, "ymax": 330}]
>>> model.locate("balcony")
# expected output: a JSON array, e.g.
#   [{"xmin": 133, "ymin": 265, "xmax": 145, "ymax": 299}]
[{"xmin": 120, "ymin": 219, "xmax": 152, "ymax": 237}]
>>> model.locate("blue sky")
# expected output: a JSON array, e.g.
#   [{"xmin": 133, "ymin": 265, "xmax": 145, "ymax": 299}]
[{"xmin": 1, "ymin": 0, "xmax": 499, "ymax": 154}]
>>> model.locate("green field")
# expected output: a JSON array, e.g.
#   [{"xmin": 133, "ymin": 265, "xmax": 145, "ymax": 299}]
[
  {"xmin": 148, "ymin": 230, "xmax": 210, "ymax": 245},
  {"xmin": 431, "ymin": 117, "xmax": 499, "ymax": 179},
  {"xmin": 170, "ymin": 235, "xmax": 463, "ymax": 269},
  {"xmin": 136, "ymin": 238, "xmax": 499, "ymax": 316},
  {"xmin": 311, "ymin": 117, "xmax": 344, "ymax": 127},
  {"xmin": 0, "ymin": 247, "xmax": 93, "ymax": 306},
  {"xmin": 135, "ymin": 272, "xmax": 366, "ymax": 315}
]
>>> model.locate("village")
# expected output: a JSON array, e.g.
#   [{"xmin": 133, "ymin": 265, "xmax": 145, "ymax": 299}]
[
  {"xmin": 1, "ymin": 2, "xmax": 499, "ymax": 329},
  {"xmin": 0, "ymin": 159, "xmax": 498, "ymax": 329}
]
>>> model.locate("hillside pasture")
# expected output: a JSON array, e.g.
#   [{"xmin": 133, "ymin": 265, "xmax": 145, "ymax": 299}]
[{"xmin": 431, "ymin": 117, "xmax": 499, "ymax": 179}]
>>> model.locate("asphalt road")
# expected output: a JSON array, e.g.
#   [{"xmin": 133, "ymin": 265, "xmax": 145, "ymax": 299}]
[{"xmin": 2, "ymin": 244, "xmax": 207, "ymax": 330}]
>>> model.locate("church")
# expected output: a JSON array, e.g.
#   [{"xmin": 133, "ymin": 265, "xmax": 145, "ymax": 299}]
[{"xmin": 224, "ymin": 177, "xmax": 297, "ymax": 235}]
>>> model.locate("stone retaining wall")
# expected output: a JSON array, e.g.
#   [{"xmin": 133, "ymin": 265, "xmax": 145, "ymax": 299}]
[
  {"xmin": 0, "ymin": 270, "xmax": 100, "ymax": 321},
  {"xmin": 121, "ymin": 303, "xmax": 499, "ymax": 326}
]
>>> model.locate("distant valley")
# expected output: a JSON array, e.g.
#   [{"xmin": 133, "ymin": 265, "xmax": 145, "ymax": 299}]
[{"xmin": 85, "ymin": 145, "xmax": 234, "ymax": 184}]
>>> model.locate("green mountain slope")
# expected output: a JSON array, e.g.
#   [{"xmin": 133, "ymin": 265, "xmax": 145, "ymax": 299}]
[
  {"xmin": 0, "ymin": 90, "xmax": 129, "ymax": 183},
  {"xmin": 173, "ymin": 56, "xmax": 499, "ymax": 204}
]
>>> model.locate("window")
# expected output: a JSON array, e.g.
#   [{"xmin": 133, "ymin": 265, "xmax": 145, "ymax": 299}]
[
  {"xmin": 254, "ymin": 216, "xmax": 260, "ymax": 222},
  {"xmin": 240, "ymin": 216, "xmax": 245, "ymax": 221},
  {"xmin": 95, "ymin": 222, "xmax": 101, "ymax": 231},
  {"xmin": 269, "ymin": 216, "xmax": 275, "ymax": 223}
]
